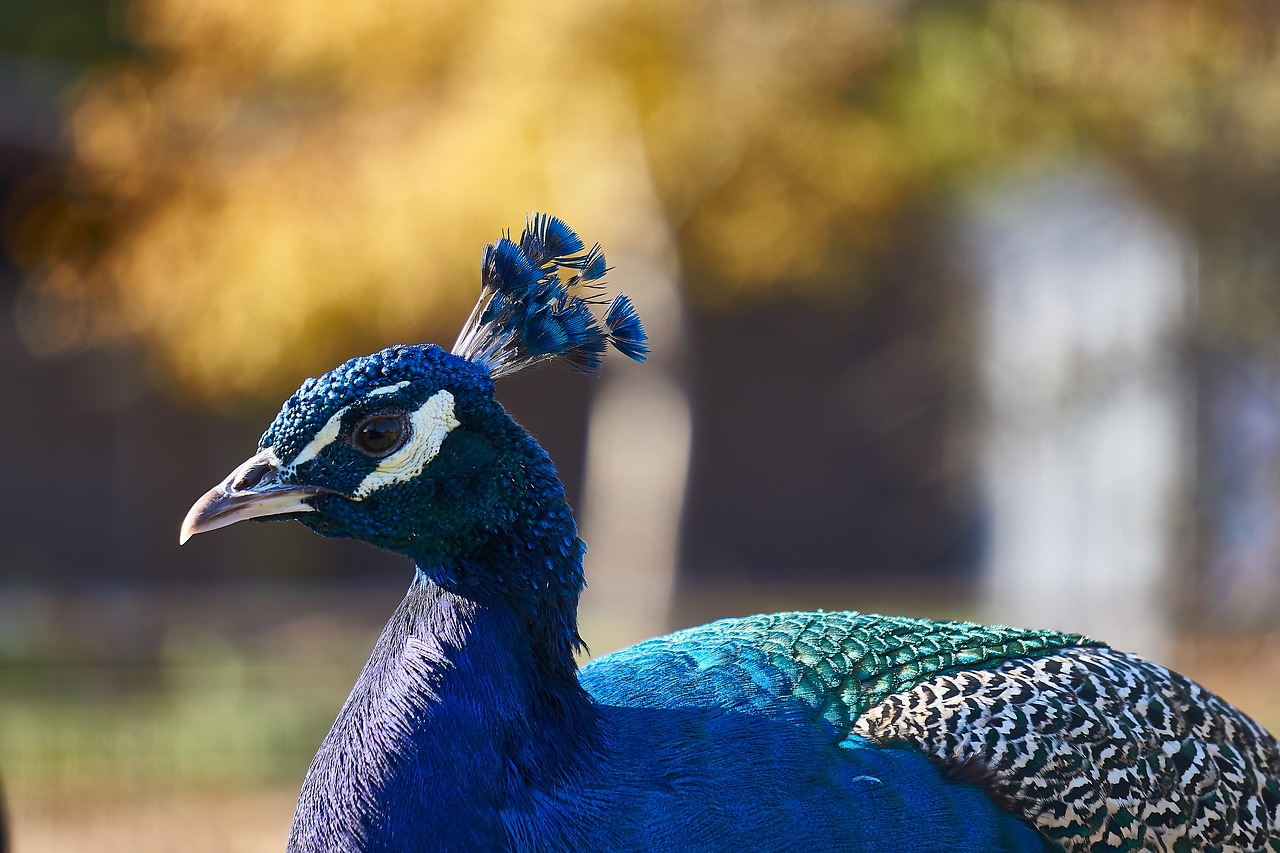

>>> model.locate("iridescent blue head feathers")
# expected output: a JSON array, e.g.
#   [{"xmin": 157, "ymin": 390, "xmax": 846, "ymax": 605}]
[{"xmin": 452, "ymin": 214, "xmax": 648, "ymax": 379}]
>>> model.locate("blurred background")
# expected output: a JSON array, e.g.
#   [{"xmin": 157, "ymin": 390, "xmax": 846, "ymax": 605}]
[{"xmin": 3, "ymin": 0, "xmax": 1280, "ymax": 849}]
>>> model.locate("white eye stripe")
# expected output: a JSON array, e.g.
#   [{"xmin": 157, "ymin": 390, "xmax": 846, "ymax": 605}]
[
  {"xmin": 367, "ymin": 381, "xmax": 410, "ymax": 398},
  {"xmin": 353, "ymin": 389, "xmax": 460, "ymax": 500},
  {"xmin": 286, "ymin": 409, "xmax": 345, "ymax": 472}
]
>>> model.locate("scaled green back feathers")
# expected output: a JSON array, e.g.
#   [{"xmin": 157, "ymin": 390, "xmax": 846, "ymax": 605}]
[{"xmin": 583, "ymin": 611, "xmax": 1095, "ymax": 734}]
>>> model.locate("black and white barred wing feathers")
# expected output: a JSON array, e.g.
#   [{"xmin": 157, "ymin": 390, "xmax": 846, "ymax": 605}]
[{"xmin": 854, "ymin": 646, "xmax": 1280, "ymax": 852}]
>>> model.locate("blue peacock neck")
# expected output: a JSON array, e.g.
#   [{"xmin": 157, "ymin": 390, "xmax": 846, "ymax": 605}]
[
  {"xmin": 289, "ymin": 492, "xmax": 600, "ymax": 851},
  {"xmin": 403, "ymin": 419, "xmax": 591, "ymax": 687}
]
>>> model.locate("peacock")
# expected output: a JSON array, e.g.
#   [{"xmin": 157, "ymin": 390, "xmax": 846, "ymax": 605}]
[{"xmin": 181, "ymin": 214, "xmax": 1280, "ymax": 852}]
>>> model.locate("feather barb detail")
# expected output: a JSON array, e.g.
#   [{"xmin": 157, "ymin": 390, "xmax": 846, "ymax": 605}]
[{"xmin": 452, "ymin": 214, "xmax": 649, "ymax": 378}]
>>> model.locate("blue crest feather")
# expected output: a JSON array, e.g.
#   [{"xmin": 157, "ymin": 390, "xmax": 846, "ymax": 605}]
[
  {"xmin": 452, "ymin": 214, "xmax": 648, "ymax": 378},
  {"xmin": 519, "ymin": 215, "xmax": 585, "ymax": 266},
  {"xmin": 603, "ymin": 294, "xmax": 649, "ymax": 361}
]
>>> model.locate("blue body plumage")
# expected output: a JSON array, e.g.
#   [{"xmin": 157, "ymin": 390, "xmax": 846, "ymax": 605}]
[
  {"xmin": 290, "ymin": 576, "xmax": 1052, "ymax": 851},
  {"xmin": 182, "ymin": 215, "xmax": 1280, "ymax": 852}
]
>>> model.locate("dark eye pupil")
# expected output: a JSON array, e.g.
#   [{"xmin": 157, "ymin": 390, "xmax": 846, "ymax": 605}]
[{"xmin": 356, "ymin": 416, "xmax": 404, "ymax": 455}]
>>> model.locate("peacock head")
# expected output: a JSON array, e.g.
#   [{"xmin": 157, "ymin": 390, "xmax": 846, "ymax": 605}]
[{"xmin": 180, "ymin": 214, "xmax": 646, "ymax": 590}]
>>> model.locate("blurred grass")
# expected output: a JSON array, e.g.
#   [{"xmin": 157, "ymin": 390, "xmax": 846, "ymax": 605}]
[
  {"xmin": 2, "ymin": 658, "xmax": 350, "ymax": 791},
  {"xmin": 0, "ymin": 587, "xmax": 386, "ymax": 852},
  {"xmin": 2, "ymin": 652, "xmax": 359, "ymax": 852}
]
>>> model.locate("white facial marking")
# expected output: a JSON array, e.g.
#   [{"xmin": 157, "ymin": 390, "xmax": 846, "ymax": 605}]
[
  {"xmin": 367, "ymin": 380, "xmax": 410, "ymax": 398},
  {"xmin": 354, "ymin": 389, "xmax": 460, "ymax": 499},
  {"xmin": 287, "ymin": 408, "xmax": 346, "ymax": 472}
]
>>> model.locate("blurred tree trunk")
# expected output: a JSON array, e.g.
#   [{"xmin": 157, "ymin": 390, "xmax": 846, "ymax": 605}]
[{"xmin": 545, "ymin": 109, "xmax": 691, "ymax": 652}]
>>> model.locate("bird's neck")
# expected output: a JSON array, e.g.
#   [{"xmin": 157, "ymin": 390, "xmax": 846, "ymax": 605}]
[
  {"xmin": 289, "ymin": 572, "xmax": 599, "ymax": 851},
  {"xmin": 407, "ymin": 426, "xmax": 590, "ymax": 684}
]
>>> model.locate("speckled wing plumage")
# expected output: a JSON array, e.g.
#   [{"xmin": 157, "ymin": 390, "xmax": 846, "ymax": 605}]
[
  {"xmin": 582, "ymin": 611, "xmax": 1280, "ymax": 852},
  {"xmin": 853, "ymin": 645, "xmax": 1280, "ymax": 852}
]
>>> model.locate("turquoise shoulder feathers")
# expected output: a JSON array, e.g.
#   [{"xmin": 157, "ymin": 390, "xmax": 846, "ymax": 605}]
[{"xmin": 581, "ymin": 610, "xmax": 1094, "ymax": 735}]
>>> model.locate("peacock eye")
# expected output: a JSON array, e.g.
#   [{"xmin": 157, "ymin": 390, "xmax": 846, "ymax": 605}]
[{"xmin": 352, "ymin": 412, "xmax": 409, "ymax": 458}]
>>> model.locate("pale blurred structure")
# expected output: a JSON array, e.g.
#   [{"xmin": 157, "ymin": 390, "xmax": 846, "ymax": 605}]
[{"xmin": 964, "ymin": 172, "xmax": 1191, "ymax": 658}]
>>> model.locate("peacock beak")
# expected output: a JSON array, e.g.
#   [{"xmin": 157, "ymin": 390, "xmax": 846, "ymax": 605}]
[{"xmin": 180, "ymin": 448, "xmax": 330, "ymax": 544}]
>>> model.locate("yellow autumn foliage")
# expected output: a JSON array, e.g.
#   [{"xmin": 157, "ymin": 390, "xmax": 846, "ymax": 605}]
[{"xmin": 25, "ymin": 0, "xmax": 1280, "ymax": 399}]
